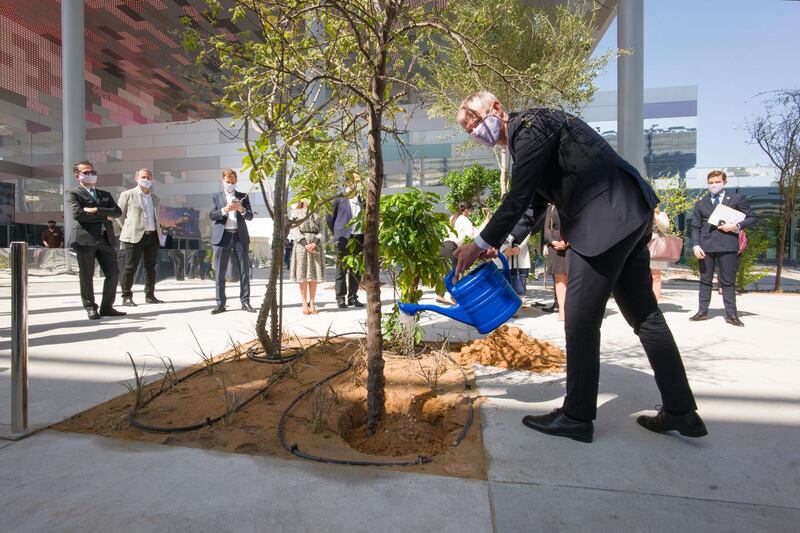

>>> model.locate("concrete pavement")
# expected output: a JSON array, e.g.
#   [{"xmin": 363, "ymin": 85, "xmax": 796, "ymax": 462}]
[{"xmin": 1, "ymin": 271, "xmax": 798, "ymax": 532}]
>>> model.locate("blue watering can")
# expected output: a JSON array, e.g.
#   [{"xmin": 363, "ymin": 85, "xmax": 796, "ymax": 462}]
[{"xmin": 397, "ymin": 252, "xmax": 521, "ymax": 334}]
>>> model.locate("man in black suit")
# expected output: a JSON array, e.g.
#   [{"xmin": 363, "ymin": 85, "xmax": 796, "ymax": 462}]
[
  {"xmin": 326, "ymin": 180, "xmax": 364, "ymax": 308},
  {"xmin": 209, "ymin": 169, "xmax": 255, "ymax": 314},
  {"xmin": 690, "ymin": 170, "xmax": 758, "ymax": 326},
  {"xmin": 453, "ymin": 92, "xmax": 706, "ymax": 443},
  {"xmin": 67, "ymin": 160, "xmax": 126, "ymax": 320}
]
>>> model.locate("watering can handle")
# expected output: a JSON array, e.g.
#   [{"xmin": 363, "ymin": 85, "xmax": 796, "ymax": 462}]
[
  {"xmin": 445, "ymin": 269, "xmax": 456, "ymax": 293},
  {"xmin": 497, "ymin": 251, "xmax": 511, "ymax": 282}
]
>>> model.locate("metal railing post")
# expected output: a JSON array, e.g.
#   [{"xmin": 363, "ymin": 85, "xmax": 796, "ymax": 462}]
[{"xmin": 10, "ymin": 241, "xmax": 29, "ymax": 436}]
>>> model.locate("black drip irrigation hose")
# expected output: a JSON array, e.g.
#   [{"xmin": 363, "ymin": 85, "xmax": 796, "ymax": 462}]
[
  {"xmin": 245, "ymin": 345, "xmax": 304, "ymax": 364},
  {"xmin": 127, "ymin": 332, "xmax": 364, "ymax": 434},
  {"xmin": 277, "ymin": 345, "xmax": 477, "ymax": 467}
]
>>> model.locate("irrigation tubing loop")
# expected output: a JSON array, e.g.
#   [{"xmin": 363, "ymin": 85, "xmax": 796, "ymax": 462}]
[{"xmin": 127, "ymin": 332, "xmax": 362, "ymax": 434}]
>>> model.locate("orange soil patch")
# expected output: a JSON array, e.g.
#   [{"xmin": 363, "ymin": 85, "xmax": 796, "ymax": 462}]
[
  {"xmin": 55, "ymin": 337, "xmax": 486, "ymax": 480},
  {"xmin": 458, "ymin": 325, "xmax": 566, "ymax": 372}
]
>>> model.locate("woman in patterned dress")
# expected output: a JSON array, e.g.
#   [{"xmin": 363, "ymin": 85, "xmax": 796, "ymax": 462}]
[{"xmin": 289, "ymin": 200, "xmax": 325, "ymax": 314}]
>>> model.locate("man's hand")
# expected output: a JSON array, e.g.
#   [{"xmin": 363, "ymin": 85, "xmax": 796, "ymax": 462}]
[
  {"xmin": 718, "ymin": 222, "xmax": 738, "ymax": 233},
  {"xmin": 505, "ymin": 246, "xmax": 520, "ymax": 256},
  {"xmin": 454, "ymin": 242, "xmax": 496, "ymax": 280},
  {"xmin": 551, "ymin": 240, "xmax": 569, "ymax": 251},
  {"xmin": 83, "ymin": 207, "xmax": 98, "ymax": 214},
  {"xmin": 693, "ymin": 245, "xmax": 705, "ymax": 259}
]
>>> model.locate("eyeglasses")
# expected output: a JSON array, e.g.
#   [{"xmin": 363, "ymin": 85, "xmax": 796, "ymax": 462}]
[{"xmin": 79, "ymin": 170, "xmax": 97, "ymax": 176}]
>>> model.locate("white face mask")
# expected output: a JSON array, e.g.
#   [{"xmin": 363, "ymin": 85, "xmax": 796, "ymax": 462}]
[
  {"xmin": 137, "ymin": 178, "xmax": 153, "ymax": 189},
  {"xmin": 469, "ymin": 115, "xmax": 503, "ymax": 148},
  {"xmin": 223, "ymin": 182, "xmax": 237, "ymax": 194},
  {"xmin": 708, "ymin": 183, "xmax": 724, "ymax": 195},
  {"xmin": 78, "ymin": 174, "xmax": 98, "ymax": 185}
]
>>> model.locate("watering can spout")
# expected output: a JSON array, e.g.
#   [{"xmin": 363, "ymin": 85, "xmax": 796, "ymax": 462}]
[{"xmin": 397, "ymin": 302, "xmax": 473, "ymax": 326}]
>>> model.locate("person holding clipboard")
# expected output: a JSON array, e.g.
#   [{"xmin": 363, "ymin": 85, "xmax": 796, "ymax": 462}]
[{"xmin": 689, "ymin": 170, "xmax": 758, "ymax": 326}]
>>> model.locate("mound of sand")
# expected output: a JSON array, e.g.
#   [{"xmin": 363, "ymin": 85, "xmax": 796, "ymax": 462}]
[{"xmin": 458, "ymin": 325, "xmax": 565, "ymax": 372}]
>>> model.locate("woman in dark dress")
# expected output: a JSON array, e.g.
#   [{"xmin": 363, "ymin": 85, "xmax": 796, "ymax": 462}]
[{"xmin": 544, "ymin": 204, "xmax": 570, "ymax": 321}]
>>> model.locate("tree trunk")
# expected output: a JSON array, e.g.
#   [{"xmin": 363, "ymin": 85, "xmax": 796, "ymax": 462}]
[
  {"xmin": 256, "ymin": 147, "xmax": 287, "ymax": 356},
  {"xmin": 365, "ymin": 107, "xmax": 386, "ymax": 433},
  {"xmin": 499, "ymin": 148, "xmax": 509, "ymax": 196},
  {"xmin": 774, "ymin": 218, "xmax": 788, "ymax": 292}
]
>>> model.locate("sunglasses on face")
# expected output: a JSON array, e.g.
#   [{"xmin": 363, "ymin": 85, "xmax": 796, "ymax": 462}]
[{"xmin": 79, "ymin": 170, "xmax": 97, "ymax": 176}]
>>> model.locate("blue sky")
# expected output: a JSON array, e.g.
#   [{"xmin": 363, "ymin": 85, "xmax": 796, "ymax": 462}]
[{"xmin": 590, "ymin": 0, "xmax": 800, "ymax": 168}]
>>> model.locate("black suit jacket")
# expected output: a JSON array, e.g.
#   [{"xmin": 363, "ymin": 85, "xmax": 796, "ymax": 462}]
[
  {"xmin": 209, "ymin": 191, "xmax": 253, "ymax": 247},
  {"xmin": 67, "ymin": 186, "xmax": 122, "ymax": 248},
  {"xmin": 691, "ymin": 192, "xmax": 758, "ymax": 253},
  {"xmin": 479, "ymin": 109, "xmax": 658, "ymax": 257}
]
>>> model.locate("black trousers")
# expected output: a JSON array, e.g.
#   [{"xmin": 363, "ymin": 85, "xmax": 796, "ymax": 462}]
[
  {"xmin": 119, "ymin": 232, "xmax": 159, "ymax": 299},
  {"xmin": 335, "ymin": 235, "xmax": 363, "ymax": 302},
  {"xmin": 562, "ymin": 217, "xmax": 697, "ymax": 421},
  {"xmin": 75, "ymin": 238, "xmax": 119, "ymax": 311},
  {"xmin": 698, "ymin": 251, "xmax": 739, "ymax": 316},
  {"xmin": 213, "ymin": 231, "xmax": 250, "ymax": 306}
]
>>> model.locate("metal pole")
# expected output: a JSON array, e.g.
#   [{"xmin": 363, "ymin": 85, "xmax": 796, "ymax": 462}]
[
  {"xmin": 10, "ymin": 242, "xmax": 29, "ymax": 435},
  {"xmin": 62, "ymin": 0, "xmax": 86, "ymax": 246},
  {"xmin": 617, "ymin": 0, "xmax": 645, "ymax": 176}
]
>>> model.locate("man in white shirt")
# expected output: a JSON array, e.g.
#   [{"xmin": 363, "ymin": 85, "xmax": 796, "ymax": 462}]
[
  {"xmin": 117, "ymin": 168, "xmax": 164, "ymax": 306},
  {"xmin": 209, "ymin": 169, "xmax": 255, "ymax": 314}
]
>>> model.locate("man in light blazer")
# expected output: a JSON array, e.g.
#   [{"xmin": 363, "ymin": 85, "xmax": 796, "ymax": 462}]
[
  {"xmin": 690, "ymin": 169, "xmax": 758, "ymax": 326},
  {"xmin": 67, "ymin": 160, "xmax": 125, "ymax": 320},
  {"xmin": 117, "ymin": 168, "xmax": 164, "ymax": 306},
  {"xmin": 209, "ymin": 169, "xmax": 255, "ymax": 314}
]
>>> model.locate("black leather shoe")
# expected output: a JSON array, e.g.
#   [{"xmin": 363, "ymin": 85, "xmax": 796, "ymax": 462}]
[
  {"xmin": 211, "ymin": 305, "xmax": 226, "ymax": 315},
  {"xmin": 688, "ymin": 312, "xmax": 708, "ymax": 321},
  {"xmin": 121, "ymin": 297, "xmax": 137, "ymax": 307},
  {"xmin": 540, "ymin": 304, "xmax": 558, "ymax": 314},
  {"xmin": 637, "ymin": 408, "xmax": 708, "ymax": 438},
  {"xmin": 521, "ymin": 408, "xmax": 593, "ymax": 443},
  {"xmin": 145, "ymin": 296, "xmax": 165, "ymax": 304},
  {"xmin": 87, "ymin": 308, "xmax": 101, "ymax": 320},
  {"xmin": 99, "ymin": 308, "xmax": 127, "ymax": 317},
  {"xmin": 337, "ymin": 299, "xmax": 347, "ymax": 309},
  {"xmin": 242, "ymin": 303, "xmax": 256, "ymax": 312},
  {"xmin": 349, "ymin": 298, "xmax": 365, "ymax": 308},
  {"xmin": 725, "ymin": 315, "xmax": 744, "ymax": 327}
]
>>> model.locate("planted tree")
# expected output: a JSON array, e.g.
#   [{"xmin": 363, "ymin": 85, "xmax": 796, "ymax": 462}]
[
  {"xmin": 441, "ymin": 164, "xmax": 502, "ymax": 226},
  {"xmin": 746, "ymin": 89, "xmax": 800, "ymax": 291}
]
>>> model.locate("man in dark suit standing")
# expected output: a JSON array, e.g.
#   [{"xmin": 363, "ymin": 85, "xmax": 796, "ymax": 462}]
[
  {"xmin": 67, "ymin": 160, "xmax": 125, "ymax": 320},
  {"xmin": 209, "ymin": 169, "xmax": 255, "ymax": 314},
  {"xmin": 326, "ymin": 180, "xmax": 364, "ymax": 308},
  {"xmin": 690, "ymin": 170, "xmax": 758, "ymax": 326},
  {"xmin": 453, "ymin": 91, "xmax": 706, "ymax": 443}
]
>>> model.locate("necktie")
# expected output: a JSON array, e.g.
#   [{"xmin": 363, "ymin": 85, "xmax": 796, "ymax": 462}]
[
  {"xmin": 90, "ymin": 188, "xmax": 97, "ymax": 201},
  {"xmin": 712, "ymin": 194, "xmax": 719, "ymax": 207}
]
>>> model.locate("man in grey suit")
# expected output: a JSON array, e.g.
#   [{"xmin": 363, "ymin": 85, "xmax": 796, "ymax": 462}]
[
  {"xmin": 117, "ymin": 168, "xmax": 164, "ymax": 306},
  {"xmin": 67, "ymin": 160, "xmax": 125, "ymax": 320},
  {"xmin": 326, "ymin": 182, "xmax": 365, "ymax": 308},
  {"xmin": 690, "ymin": 169, "xmax": 758, "ymax": 326},
  {"xmin": 209, "ymin": 169, "xmax": 255, "ymax": 314}
]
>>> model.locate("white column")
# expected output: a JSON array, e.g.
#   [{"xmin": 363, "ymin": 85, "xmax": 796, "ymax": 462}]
[
  {"xmin": 617, "ymin": 0, "xmax": 645, "ymax": 176},
  {"xmin": 61, "ymin": 0, "xmax": 86, "ymax": 244}
]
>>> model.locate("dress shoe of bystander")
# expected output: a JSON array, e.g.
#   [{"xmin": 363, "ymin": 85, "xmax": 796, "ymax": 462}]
[
  {"xmin": 637, "ymin": 408, "xmax": 708, "ymax": 438},
  {"xmin": 121, "ymin": 297, "xmax": 137, "ymax": 307},
  {"xmin": 242, "ymin": 303, "xmax": 256, "ymax": 312},
  {"xmin": 725, "ymin": 315, "xmax": 744, "ymax": 327},
  {"xmin": 87, "ymin": 308, "xmax": 101, "ymax": 320},
  {"xmin": 145, "ymin": 296, "xmax": 165, "ymax": 304},
  {"xmin": 211, "ymin": 305, "xmax": 226, "ymax": 315},
  {"xmin": 521, "ymin": 408, "xmax": 593, "ymax": 443},
  {"xmin": 99, "ymin": 308, "xmax": 127, "ymax": 317},
  {"xmin": 688, "ymin": 312, "xmax": 708, "ymax": 321}
]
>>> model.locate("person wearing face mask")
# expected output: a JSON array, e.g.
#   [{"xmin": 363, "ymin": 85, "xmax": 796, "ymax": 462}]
[
  {"xmin": 452, "ymin": 91, "xmax": 706, "ymax": 444},
  {"xmin": 689, "ymin": 170, "xmax": 758, "ymax": 326},
  {"xmin": 67, "ymin": 160, "xmax": 125, "ymax": 320},
  {"xmin": 209, "ymin": 168, "xmax": 255, "ymax": 314},
  {"xmin": 116, "ymin": 168, "xmax": 164, "ymax": 306}
]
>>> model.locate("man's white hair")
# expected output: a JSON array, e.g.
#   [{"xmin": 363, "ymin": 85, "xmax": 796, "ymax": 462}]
[
  {"xmin": 456, "ymin": 91, "xmax": 499, "ymax": 127},
  {"xmin": 135, "ymin": 168, "xmax": 153, "ymax": 178}
]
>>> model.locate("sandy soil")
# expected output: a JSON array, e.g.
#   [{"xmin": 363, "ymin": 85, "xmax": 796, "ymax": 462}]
[{"xmin": 458, "ymin": 325, "xmax": 566, "ymax": 372}]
